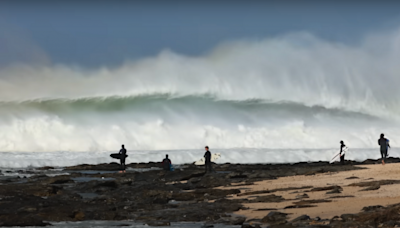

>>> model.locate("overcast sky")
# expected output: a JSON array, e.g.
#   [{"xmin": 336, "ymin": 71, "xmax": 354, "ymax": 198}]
[{"xmin": 1, "ymin": 1, "xmax": 400, "ymax": 67}]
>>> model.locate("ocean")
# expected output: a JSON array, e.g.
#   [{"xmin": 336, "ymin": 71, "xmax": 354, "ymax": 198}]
[{"xmin": 0, "ymin": 35, "xmax": 399, "ymax": 168}]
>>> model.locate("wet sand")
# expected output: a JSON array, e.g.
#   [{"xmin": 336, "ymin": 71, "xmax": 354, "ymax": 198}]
[{"xmin": 223, "ymin": 163, "xmax": 400, "ymax": 220}]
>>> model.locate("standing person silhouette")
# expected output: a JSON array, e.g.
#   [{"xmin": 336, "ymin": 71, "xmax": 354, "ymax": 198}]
[
  {"xmin": 162, "ymin": 154, "xmax": 172, "ymax": 171},
  {"xmin": 340, "ymin": 141, "xmax": 346, "ymax": 165},
  {"xmin": 204, "ymin": 146, "xmax": 213, "ymax": 173},
  {"xmin": 378, "ymin": 134, "xmax": 390, "ymax": 165},
  {"xmin": 119, "ymin": 144, "xmax": 127, "ymax": 171}
]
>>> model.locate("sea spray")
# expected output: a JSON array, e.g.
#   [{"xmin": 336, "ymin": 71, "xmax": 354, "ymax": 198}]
[{"xmin": 0, "ymin": 31, "xmax": 400, "ymax": 156}]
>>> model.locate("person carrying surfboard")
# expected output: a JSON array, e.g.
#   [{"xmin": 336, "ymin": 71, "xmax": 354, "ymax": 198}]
[
  {"xmin": 204, "ymin": 146, "xmax": 213, "ymax": 173},
  {"xmin": 378, "ymin": 134, "xmax": 390, "ymax": 165},
  {"xmin": 340, "ymin": 141, "xmax": 346, "ymax": 164},
  {"xmin": 162, "ymin": 154, "xmax": 172, "ymax": 171},
  {"xmin": 119, "ymin": 144, "xmax": 127, "ymax": 171}
]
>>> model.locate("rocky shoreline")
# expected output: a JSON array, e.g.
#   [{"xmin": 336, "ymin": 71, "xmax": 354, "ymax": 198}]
[{"xmin": 1, "ymin": 158, "xmax": 400, "ymax": 227}]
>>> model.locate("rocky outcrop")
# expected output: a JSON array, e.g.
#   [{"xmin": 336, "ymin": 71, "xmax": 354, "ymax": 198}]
[{"xmin": 0, "ymin": 160, "xmax": 395, "ymax": 227}]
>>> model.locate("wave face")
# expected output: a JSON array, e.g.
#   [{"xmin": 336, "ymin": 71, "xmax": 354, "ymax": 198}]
[
  {"xmin": 1, "ymin": 30, "xmax": 400, "ymax": 155},
  {"xmin": 0, "ymin": 94, "xmax": 396, "ymax": 152}
]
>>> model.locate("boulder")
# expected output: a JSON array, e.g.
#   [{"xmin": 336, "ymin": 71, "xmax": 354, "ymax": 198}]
[
  {"xmin": 0, "ymin": 215, "xmax": 50, "ymax": 227},
  {"xmin": 261, "ymin": 211, "xmax": 287, "ymax": 224},
  {"xmin": 291, "ymin": 214, "xmax": 311, "ymax": 223}
]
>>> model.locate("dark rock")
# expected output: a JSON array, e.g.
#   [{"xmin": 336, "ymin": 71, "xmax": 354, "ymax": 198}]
[
  {"xmin": 313, "ymin": 216, "xmax": 321, "ymax": 221},
  {"xmin": 242, "ymin": 219, "xmax": 262, "ymax": 227},
  {"xmin": 193, "ymin": 174, "xmax": 231, "ymax": 188},
  {"xmin": 284, "ymin": 204, "xmax": 316, "ymax": 209},
  {"xmin": 385, "ymin": 220, "xmax": 399, "ymax": 227},
  {"xmin": 295, "ymin": 193, "xmax": 309, "ymax": 199},
  {"xmin": 71, "ymin": 211, "xmax": 85, "ymax": 220},
  {"xmin": 362, "ymin": 205, "xmax": 384, "ymax": 211},
  {"xmin": 345, "ymin": 176, "xmax": 359, "ymax": 179},
  {"xmin": 0, "ymin": 215, "xmax": 51, "ymax": 227},
  {"xmin": 326, "ymin": 188, "xmax": 341, "ymax": 194},
  {"xmin": 228, "ymin": 172, "xmax": 248, "ymax": 179},
  {"xmin": 306, "ymin": 225, "xmax": 330, "ymax": 228},
  {"xmin": 238, "ymin": 186, "xmax": 312, "ymax": 196},
  {"xmin": 241, "ymin": 224, "xmax": 261, "ymax": 228},
  {"xmin": 310, "ymin": 185, "xmax": 342, "ymax": 192},
  {"xmin": 152, "ymin": 197, "xmax": 169, "ymax": 204},
  {"xmin": 255, "ymin": 208, "xmax": 278, "ymax": 211},
  {"xmin": 341, "ymin": 213, "xmax": 356, "ymax": 221},
  {"xmin": 330, "ymin": 215, "xmax": 340, "ymax": 220},
  {"xmin": 0, "ymin": 161, "xmax": 369, "ymax": 225},
  {"xmin": 37, "ymin": 166, "xmax": 55, "ymax": 170},
  {"xmin": 261, "ymin": 211, "xmax": 287, "ymax": 224},
  {"xmin": 64, "ymin": 163, "xmax": 122, "ymax": 171},
  {"xmin": 328, "ymin": 195, "xmax": 354, "ymax": 199},
  {"xmin": 293, "ymin": 199, "xmax": 331, "ymax": 205},
  {"xmin": 229, "ymin": 217, "xmax": 246, "ymax": 225},
  {"xmin": 291, "ymin": 214, "xmax": 310, "ymax": 222},
  {"xmin": 348, "ymin": 179, "xmax": 400, "ymax": 187},
  {"xmin": 51, "ymin": 178, "xmax": 74, "ymax": 185},
  {"xmin": 361, "ymin": 159, "xmax": 380, "ymax": 164},
  {"xmin": 251, "ymin": 194, "xmax": 285, "ymax": 203},
  {"xmin": 146, "ymin": 221, "xmax": 171, "ymax": 226},
  {"xmin": 180, "ymin": 172, "xmax": 205, "ymax": 181},
  {"xmin": 268, "ymin": 224, "xmax": 296, "ymax": 228},
  {"xmin": 355, "ymin": 207, "xmax": 400, "ymax": 224},
  {"xmin": 201, "ymin": 224, "xmax": 214, "ymax": 228},
  {"xmin": 95, "ymin": 180, "xmax": 118, "ymax": 188},
  {"xmin": 360, "ymin": 185, "xmax": 380, "ymax": 191}
]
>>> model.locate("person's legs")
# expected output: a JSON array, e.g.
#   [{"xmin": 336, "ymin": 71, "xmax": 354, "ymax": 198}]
[
  {"xmin": 384, "ymin": 150, "xmax": 388, "ymax": 164},
  {"xmin": 381, "ymin": 150, "xmax": 386, "ymax": 165},
  {"xmin": 340, "ymin": 154, "xmax": 345, "ymax": 164},
  {"xmin": 205, "ymin": 162, "xmax": 212, "ymax": 173},
  {"xmin": 120, "ymin": 158, "xmax": 126, "ymax": 170}
]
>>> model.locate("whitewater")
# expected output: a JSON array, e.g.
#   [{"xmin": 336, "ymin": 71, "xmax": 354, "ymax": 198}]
[{"xmin": 1, "ymin": 30, "xmax": 400, "ymax": 168}]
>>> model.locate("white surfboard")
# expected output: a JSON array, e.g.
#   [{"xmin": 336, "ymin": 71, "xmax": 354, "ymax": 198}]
[
  {"xmin": 194, "ymin": 153, "xmax": 221, "ymax": 165},
  {"xmin": 330, "ymin": 147, "xmax": 348, "ymax": 164}
]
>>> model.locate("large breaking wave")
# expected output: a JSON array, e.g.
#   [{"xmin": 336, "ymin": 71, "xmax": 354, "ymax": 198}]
[
  {"xmin": 1, "ymin": 30, "xmax": 400, "ymax": 167},
  {"xmin": 0, "ymin": 94, "xmax": 395, "ymax": 152}
]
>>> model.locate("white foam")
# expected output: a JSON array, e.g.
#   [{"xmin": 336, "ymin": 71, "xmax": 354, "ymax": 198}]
[
  {"xmin": 0, "ymin": 148, "xmax": 396, "ymax": 169},
  {"xmin": 0, "ymin": 112, "xmax": 397, "ymax": 152},
  {"xmin": 1, "ymin": 29, "xmax": 400, "ymax": 153}
]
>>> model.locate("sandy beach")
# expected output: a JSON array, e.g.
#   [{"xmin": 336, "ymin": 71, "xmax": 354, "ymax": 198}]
[{"xmin": 222, "ymin": 163, "xmax": 400, "ymax": 221}]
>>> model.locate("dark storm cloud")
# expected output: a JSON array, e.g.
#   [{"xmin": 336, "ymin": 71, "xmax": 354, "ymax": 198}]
[{"xmin": 1, "ymin": 0, "xmax": 400, "ymax": 67}]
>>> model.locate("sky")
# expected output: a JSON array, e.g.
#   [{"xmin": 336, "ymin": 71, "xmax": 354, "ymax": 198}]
[{"xmin": 1, "ymin": 1, "xmax": 400, "ymax": 68}]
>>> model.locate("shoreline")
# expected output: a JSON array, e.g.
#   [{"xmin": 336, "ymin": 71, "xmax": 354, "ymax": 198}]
[{"xmin": 1, "ymin": 159, "xmax": 400, "ymax": 227}]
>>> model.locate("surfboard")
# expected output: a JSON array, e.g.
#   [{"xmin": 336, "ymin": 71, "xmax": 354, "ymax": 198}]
[
  {"xmin": 329, "ymin": 147, "xmax": 348, "ymax": 164},
  {"xmin": 387, "ymin": 140, "xmax": 390, "ymax": 157},
  {"xmin": 110, "ymin": 153, "xmax": 128, "ymax": 159},
  {"xmin": 194, "ymin": 153, "xmax": 221, "ymax": 165}
]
